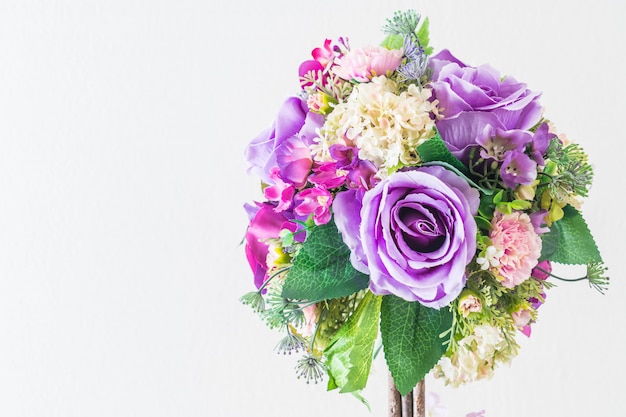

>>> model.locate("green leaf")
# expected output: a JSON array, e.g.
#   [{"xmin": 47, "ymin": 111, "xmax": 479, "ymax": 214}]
[
  {"xmin": 539, "ymin": 227, "xmax": 559, "ymax": 261},
  {"xmin": 549, "ymin": 205, "xmax": 603, "ymax": 265},
  {"xmin": 417, "ymin": 134, "xmax": 469, "ymax": 176},
  {"xmin": 380, "ymin": 296, "xmax": 452, "ymax": 396},
  {"xmin": 415, "ymin": 16, "xmax": 433, "ymax": 55},
  {"xmin": 381, "ymin": 34, "xmax": 404, "ymax": 50},
  {"xmin": 325, "ymin": 291, "xmax": 382, "ymax": 396},
  {"xmin": 474, "ymin": 215, "xmax": 492, "ymax": 232},
  {"xmin": 509, "ymin": 199, "xmax": 532, "ymax": 211},
  {"xmin": 282, "ymin": 220, "xmax": 369, "ymax": 301}
]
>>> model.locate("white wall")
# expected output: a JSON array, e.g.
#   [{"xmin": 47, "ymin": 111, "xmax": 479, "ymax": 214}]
[{"xmin": 1, "ymin": 1, "xmax": 624, "ymax": 416}]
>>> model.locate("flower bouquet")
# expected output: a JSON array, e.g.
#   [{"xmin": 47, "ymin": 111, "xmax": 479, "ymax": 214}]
[{"xmin": 240, "ymin": 9, "xmax": 607, "ymax": 413}]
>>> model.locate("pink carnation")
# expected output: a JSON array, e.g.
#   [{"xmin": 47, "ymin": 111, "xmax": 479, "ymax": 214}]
[
  {"xmin": 489, "ymin": 211, "xmax": 542, "ymax": 288},
  {"xmin": 332, "ymin": 46, "xmax": 403, "ymax": 82}
]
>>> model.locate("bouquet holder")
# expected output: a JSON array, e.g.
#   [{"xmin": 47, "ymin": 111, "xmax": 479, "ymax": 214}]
[{"xmin": 389, "ymin": 374, "xmax": 425, "ymax": 417}]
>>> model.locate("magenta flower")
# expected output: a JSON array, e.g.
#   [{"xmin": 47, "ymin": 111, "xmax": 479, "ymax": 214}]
[
  {"xmin": 332, "ymin": 46, "xmax": 403, "ymax": 82},
  {"xmin": 275, "ymin": 137, "xmax": 313, "ymax": 189},
  {"xmin": 312, "ymin": 39, "xmax": 335, "ymax": 67},
  {"xmin": 263, "ymin": 168, "xmax": 295, "ymax": 212},
  {"xmin": 308, "ymin": 161, "xmax": 346, "ymax": 190},
  {"xmin": 299, "ymin": 39, "xmax": 339, "ymax": 87},
  {"xmin": 294, "ymin": 186, "xmax": 333, "ymax": 225},
  {"xmin": 244, "ymin": 203, "xmax": 296, "ymax": 289}
]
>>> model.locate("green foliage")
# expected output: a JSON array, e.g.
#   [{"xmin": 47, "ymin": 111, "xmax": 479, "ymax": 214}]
[
  {"xmin": 263, "ymin": 283, "xmax": 306, "ymax": 329},
  {"xmin": 491, "ymin": 189, "xmax": 532, "ymax": 214},
  {"xmin": 382, "ymin": 9, "xmax": 421, "ymax": 35},
  {"xmin": 381, "ymin": 34, "xmax": 404, "ymax": 50},
  {"xmin": 546, "ymin": 205, "xmax": 602, "ymax": 265},
  {"xmin": 417, "ymin": 134, "xmax": 469, "ymax": 175},
  {"xmin": 315, "ymin": 291, "xmax": 365, "ymax": 349},
  {"xmin": 545, "ymin": 142, "xmax": 594, "ymax": 199},
  {"xmin": 325, "ymin": 291, "xmax": 382, "ymax": 401},
  {"xmin": 380, "ymin": 295, "xmax": 452, "ymax": 396},
  {"xmin": 415, "ymin": 16, "xmax": 433, "ymax": 55},
  {"xmin": 282, "ymin": 221, "xmax": 369, "ymax": 301}
]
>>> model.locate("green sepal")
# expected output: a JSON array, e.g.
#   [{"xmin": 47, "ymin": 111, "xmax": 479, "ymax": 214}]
[
  {"xmin": 325, "ymin": 291, "xmax": 382, "ymax": 400},
  {"xmin": 282, "ymin": 220, "xmax": 369, "ymax": 301},
  {"xmin": 542, "ymin": 205, "xmax": 602, "ymax": 265},
  {"xmin": 380, "ymin": 296, "xmax": 452, "ymax": 396}
]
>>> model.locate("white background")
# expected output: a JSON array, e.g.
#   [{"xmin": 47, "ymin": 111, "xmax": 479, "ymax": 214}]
[{"xmin": 1, "ymin": 1, "xmax": 624, "ymax": 416}]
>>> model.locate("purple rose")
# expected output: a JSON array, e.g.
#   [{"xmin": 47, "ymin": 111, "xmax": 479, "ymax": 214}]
[
  {"xmin": 244, "ymin": 96, "xmax": 323, "ymax": 185},
  {"xmin": 429, "ymin": 49, "xmax": 542, "ymax": 131},
  {"xmin": 334, "ymin": 166, "xmax": 479, "ymax": 308}
]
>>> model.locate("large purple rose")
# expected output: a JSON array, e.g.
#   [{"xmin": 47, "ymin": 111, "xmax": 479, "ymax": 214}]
[
  {"xmin": 244, "ymin": 96, "xmax": 323, "ymax": 185},
  {"xmin": 429, "ymin": 49, "xmax": 542, "ymax": 131},
  {"xmin": 333, "ymin": 166, "xmax": 479, "ymax": 308}
]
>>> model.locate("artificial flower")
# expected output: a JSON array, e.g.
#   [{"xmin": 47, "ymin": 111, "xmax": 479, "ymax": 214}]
[{"xmin": 339, "ymin": 166, "xmax": 479, "ymax": 308}]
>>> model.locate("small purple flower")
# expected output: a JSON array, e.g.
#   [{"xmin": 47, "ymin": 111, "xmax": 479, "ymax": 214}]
[
  {"xmin": 500, "ymin": 150, "xmax": 537, "ymax": 189},
  {"xmin": 530, "ymin": 122, "xmax": 556, "ymax": 166},
  {"xmin": 477, "ymin": 127, "xmax": 533, "ymax": 161},
  {"xmin": 530, "ymin": 209, "xmax": 550, "ymax": 234},
  {"xmin": 329, "ymin": 144, "xmax": 358, "ymax": 170},
  {"xmin": 346, "ymin": 159, "xmax": 378, "ymax": 190}
]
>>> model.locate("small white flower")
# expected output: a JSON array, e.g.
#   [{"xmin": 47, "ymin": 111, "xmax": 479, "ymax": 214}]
[{"xmin": 476, "ymin": 245, "xmax": 503, "ymax": 270}]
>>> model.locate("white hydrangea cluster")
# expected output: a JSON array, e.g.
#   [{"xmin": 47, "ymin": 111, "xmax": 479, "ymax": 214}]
[
  {"xmin": 433, "ymin": 324, "xmax": 517, "ymax": 387},
  {"xmin": 312, "ymin": 75, "xmax": 440, "ymax": 177}
]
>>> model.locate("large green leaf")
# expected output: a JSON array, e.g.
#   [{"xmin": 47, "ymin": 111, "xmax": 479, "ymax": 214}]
[
  {"xmin": 281, "ymin": 221, "xmax": 369, "ymax": 301},
  {"xmin": 325, "ymin": 291, "xmax": 382, "ymax": 396},
  {"xmin": 380, "ymin": 295, "xmax": 452, "ymax": 396},
  {"xmin": 548, "ymin": 205, "xmax": 602, "ymax": 265}
]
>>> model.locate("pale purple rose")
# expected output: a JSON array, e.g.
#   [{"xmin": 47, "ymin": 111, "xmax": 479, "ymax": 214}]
[
  {"xmin": 429, "ymin": 49, "xmax": 542, "ymax": 131},
  {"xmin": 244, "ymin": 96, "xmax": 323, "ymax": 185},
  {"xmin": 334, "ymin": 166, "xmax": 479, "ymax": 308}
]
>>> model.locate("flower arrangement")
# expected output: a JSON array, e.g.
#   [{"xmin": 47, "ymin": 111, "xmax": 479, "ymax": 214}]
[{"xmin": 240, "ymin": 9, "xmax": 608, "ymax": 404}]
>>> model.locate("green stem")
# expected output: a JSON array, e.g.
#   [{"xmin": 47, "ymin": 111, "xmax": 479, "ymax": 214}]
[
  {"xmin": 257, "ymin": 267, "xmax": 291, "ymax": 293},
  {"xmin": 535, "ymin": 266, "xmax": 588, "ymax": 282}
]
